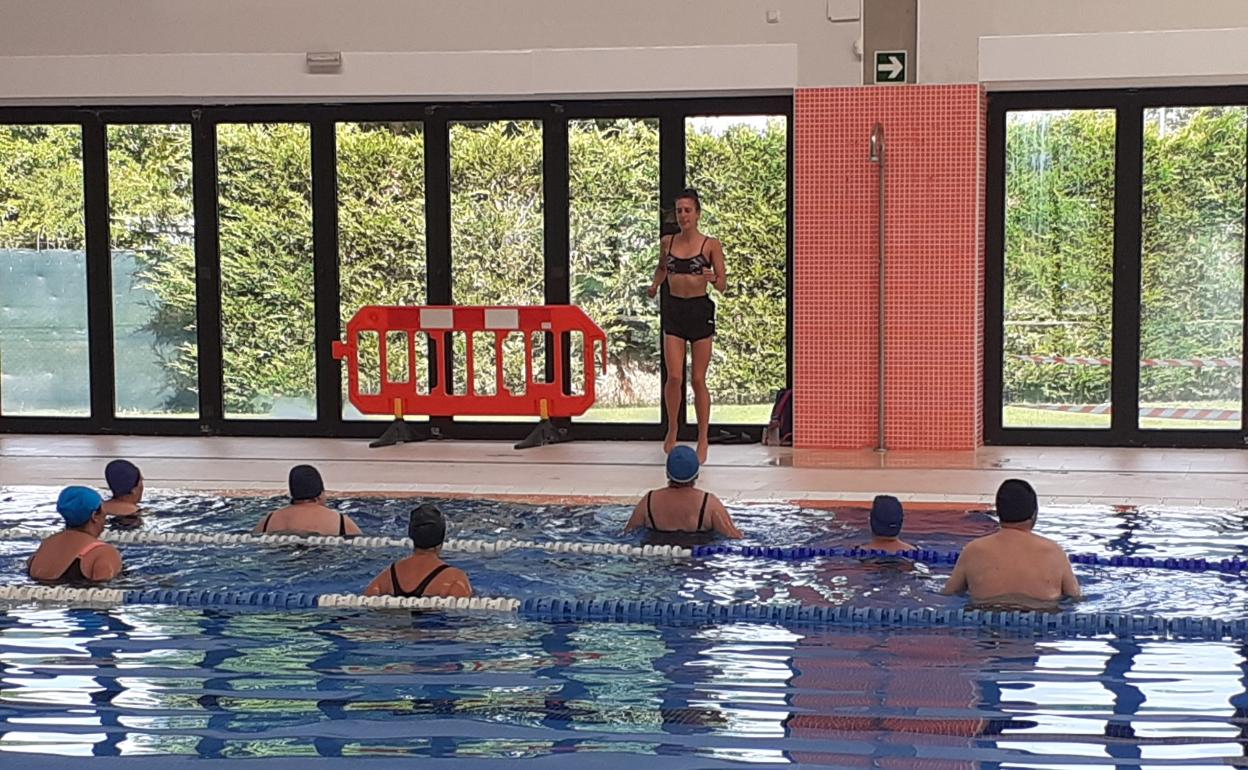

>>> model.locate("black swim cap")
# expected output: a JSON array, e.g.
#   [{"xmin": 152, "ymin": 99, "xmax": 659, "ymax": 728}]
[
  {"xmin": 995, "ymin": 479, "xmax": 1038, "ymax": 524},
  {"xmin": 288, "ymin": 465, "xmax": 324, "ymax": 501},
  {"xmin": 409, "ymin": 503, "xmax": 447, "ymax": 550}
]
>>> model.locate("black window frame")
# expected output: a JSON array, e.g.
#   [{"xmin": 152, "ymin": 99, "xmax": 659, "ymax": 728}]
[
  {"xmin": 0, "ymin": 96, "xmax": 793, "ymax": 442},
  {"xmin": 986, "ymin": 86, "xmax": 1248, "ymax": 448}
]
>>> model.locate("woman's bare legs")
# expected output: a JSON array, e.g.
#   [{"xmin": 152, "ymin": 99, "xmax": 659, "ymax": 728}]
[
  {"xmin": 691, "ymin": 337, "xmax": 713, "ymax": 462},
  {"xmin": 662, "ymin": 333, "xmax": 687, "ymax": 453}
]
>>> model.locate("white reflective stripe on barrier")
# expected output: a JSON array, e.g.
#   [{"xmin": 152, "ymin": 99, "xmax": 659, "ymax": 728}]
[
  {"xmin": 0, "ymin": 585, "xmax": 126, "ymax": 605},
  {"xmin": 0, "ymin": 528, "xmax": 691, "ymax": 559}
]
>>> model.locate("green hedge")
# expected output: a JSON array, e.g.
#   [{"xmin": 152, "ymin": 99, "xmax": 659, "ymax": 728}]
[
  {"xmin": 1005, "ymin": 107, "xmax": 1245, "ymax": 405},
  {"xmin": 0, "ymin": 118, "xmax": 788, "ymax": 415}
]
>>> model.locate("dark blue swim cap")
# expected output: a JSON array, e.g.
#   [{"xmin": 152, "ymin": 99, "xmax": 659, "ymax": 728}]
[
  {"xmin": 870, "ymin": 495, "xmax": 904, "ymax": 537},
  {"xmin": 666, "ymin": 446, "xmax": 699, "ymax": 484},
  {"xmin": 105, "ymin": 459, "xmax": 141, "ymax": 496}
]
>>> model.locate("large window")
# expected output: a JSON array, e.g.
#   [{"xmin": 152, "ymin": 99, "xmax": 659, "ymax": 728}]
[
  {"xmin": 0, "ymin": 98, "xmax": 791, "ymax": 439},
  {"xmin": 1002, "ymin": 110, "xmax": 1116, "ymax": 429},
  {"xmin": 1140, "ymin": 106, "xmax": 1246, "ymax": 431},
  {"xmin": 0, "ymin": 124, "xmax": 89, "ymax": 417},
  {"xmin": 336, "ymin": 121, "xmax": 427, "ymax": 421},
  {"xmin": 216, "ymin": 123, "xmax": 315, "ymax": 420},
  {"xmin": 108, "ymin": 124, "xmax": 198, "ymax": 419},
  {"xmin": 450, "ymin": 120, "xmax": 544, "ymax": 419},
  {"xmin": 686, "ymin": 115, "xmax": 788, "ymax": 425},
  {"xmin": 989, "ymin": 90, "xmax": 1248, "ymax": 447},
  {"xmin": 569, "ymin": 118, "xmax": 661, "ymax": 423}
]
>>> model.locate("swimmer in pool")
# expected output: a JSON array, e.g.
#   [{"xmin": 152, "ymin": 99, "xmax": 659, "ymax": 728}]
[
  {"xmin": 940, "ymin": 479, "xmax": 1082, "ymax": 608},
  {"xmin": 101, "ymin": 459, "xmax": 144, "ymax": 521},
  {"xmin": 364, "ymin": 504, "xmax": 473, "ymax": 599},
  {"xmin": 27, "ymin": 486, "xmax": 124, "ymax": 584},
  {"xmin": 623, "ymin": 446, "xmax": 742, "ymax": 538},
  {"xmin": 252, "ymin": 465, "xmax": 363, "ymax": 537},
  {"xmin": 861, "ymin": 495, "xmax": 915, "ymax": 553}
]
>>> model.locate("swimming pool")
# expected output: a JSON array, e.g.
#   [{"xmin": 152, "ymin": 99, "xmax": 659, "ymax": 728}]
[{"xmin": 1, "ymin": 489, "xmax": 1246, "ymax": 767}]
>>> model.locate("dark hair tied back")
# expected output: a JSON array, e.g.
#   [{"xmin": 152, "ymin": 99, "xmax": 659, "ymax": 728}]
[{"xmin": 675, "ymin": 187, "xmax": 701, "ymax": 212}]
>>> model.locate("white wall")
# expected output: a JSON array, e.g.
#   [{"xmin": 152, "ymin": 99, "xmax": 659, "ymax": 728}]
[
  {"xmin": 920, "ymin": 0, "xmax": 1248, "ymax": 83},
  {"xmin": 0, "ymin": 0, "xmax": 862, "ymax": 100}
]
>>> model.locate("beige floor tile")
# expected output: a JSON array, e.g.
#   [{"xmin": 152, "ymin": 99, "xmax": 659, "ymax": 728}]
[{"xmin": 1, "ymin": 434, "xmax": 1246, "ymax": 508}]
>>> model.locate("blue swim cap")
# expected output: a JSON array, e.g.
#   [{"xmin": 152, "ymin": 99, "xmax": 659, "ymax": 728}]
[
  {"xmin": 870, "ymin": 495, "xmax": 904, "ymax": 537},
  {"xmin": 666, "ymin": 446, "xmax": 700, "ymax": 484},
  {"xmin": 105, "ymin": 459, "xmax": 141, "ymax": 496},
  {"xmin": 57, "ymin": 486, "xmax": 102, "ymax": 528}
]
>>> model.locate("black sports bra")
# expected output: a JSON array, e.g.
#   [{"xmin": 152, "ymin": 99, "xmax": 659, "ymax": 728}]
[
  {"xmin": 388, "ymin": 562, "xmax": 451, "ymax": 598},
  {"xmin": 645, "ymin": 491, "xmax": 711, "ymax": 533},
  {"xmin": 664, "ymin": 236, "xmax": 713, "ymax": 276},
  {"xmin": 259, "ymin": 511, "xmax": 348, "ymax": 536}
]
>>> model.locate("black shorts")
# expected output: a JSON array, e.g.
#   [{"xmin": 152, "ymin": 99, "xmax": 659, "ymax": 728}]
[{"xmin": 662, "ymin": 294, "xmax": 716, "ymax": 342}]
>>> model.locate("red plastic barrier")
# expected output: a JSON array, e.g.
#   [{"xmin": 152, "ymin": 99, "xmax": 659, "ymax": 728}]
[{"xmin": 332, "ymin": 305, "xmax": 607, "ymax": 419}]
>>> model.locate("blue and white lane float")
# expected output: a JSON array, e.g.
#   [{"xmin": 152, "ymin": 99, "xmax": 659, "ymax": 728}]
[{"xmin": 1, "ymin": 585, "xmax": 1247, "ymax": 641}]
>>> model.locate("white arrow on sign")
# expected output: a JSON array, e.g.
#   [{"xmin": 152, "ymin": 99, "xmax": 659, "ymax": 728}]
[{"xmin": 877, "ymin": 55, "xmax": 903, "ymax": 80}]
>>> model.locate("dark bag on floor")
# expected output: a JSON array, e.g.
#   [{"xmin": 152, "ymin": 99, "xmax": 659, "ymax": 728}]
[{"xmin": 763, "ymin": 388, "xmax": 793, "ymax": 446}]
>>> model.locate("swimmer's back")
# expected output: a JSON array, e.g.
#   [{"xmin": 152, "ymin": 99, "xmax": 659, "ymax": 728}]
[
  {"xmin": 946, "ymin": 529, "xmax": 1079, "ymax": 603},
  {"xmin": 625, "ymin": 487, "xmax": 741, "ymax": 538},
  {"xmin": 254, "ymin": 504, "xmax": 362, "ymax": 537},
  {"xmin": 28, "ymin": 531, "xmax": 122, "ymax": 584},
  {"xmin": 365, "ymin": 555, "xmax": 472, "ymax": 599}
]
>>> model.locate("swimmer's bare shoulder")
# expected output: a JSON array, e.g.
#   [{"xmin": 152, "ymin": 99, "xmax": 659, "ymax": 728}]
[
  {"xmin": 82, "ymin": 542, "xmax": 123, "ymax": 582},
  {"xmin": 708, "ymin": 495, "xmax": 742, "ymax": 539},
  {"xmin": 441, "ymin": 567, "xmax": 473, "ymax": 598},
  {"xmin": 940, "ymin": 537, "xmax": 988, "ymax": 595}
]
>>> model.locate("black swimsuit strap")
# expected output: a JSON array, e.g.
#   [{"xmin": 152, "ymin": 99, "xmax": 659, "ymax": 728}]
[
  {"xmin": 57, "ymin": 558, "xmax": 88, "ymax": 584},
  {"xmin": 260, "ymin": 512, "xmax": 274, "ymax": 533},
  {"xmin": 699, "ymin": 236, "xmax": 709, "ymax": 256},
  {"xmin": 391, "ymin": 562, "xmax": 453, "ymax": 598},
  {"xmin": 697, "ymin": 493, "xmax": 709, "ymax": 531},
  {"xmin": 338, "ymin": 514, "xmax": 346, "ymax": 537},
  {"xmin": 389, "ymin": 562, "xmax": 402, "ymax": 594},
  {"xmin": 645, "ymin": 491, "xmax": 656, "ymax": 529},
  {"xmin": 411, "ymin": 564, "xmax": 451, "ymax": 598}
]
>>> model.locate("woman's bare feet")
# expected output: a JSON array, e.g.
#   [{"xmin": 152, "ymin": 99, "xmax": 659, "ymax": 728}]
[
  {"xmin": 663, "ymin": 431, "xmax": 678, "ymax": 454},
  {"xmin": 696, "ymin": 440, "xmax": 708, "ymax": 464}
]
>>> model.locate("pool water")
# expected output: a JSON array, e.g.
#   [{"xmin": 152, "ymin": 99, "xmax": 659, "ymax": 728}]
[{"xmin": 1, "ymin": 488, "xmax": 1247, "ymax": 767}]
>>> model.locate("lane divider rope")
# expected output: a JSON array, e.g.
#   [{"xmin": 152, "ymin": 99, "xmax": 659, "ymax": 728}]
[
  {"xmin": 0, "ymin": 528, "xmax": 691, "ymax": 559},
  {"xmin": 1, "ymin": 585, "xmax": 1246, "ymax": 640},
  {"xmin": 3, "ymin": 529, "xmax": 1242, "ymax": 576},
  {"xmin": 692, "ymin": 545, "xmax": 1248, "ymax": 575}
]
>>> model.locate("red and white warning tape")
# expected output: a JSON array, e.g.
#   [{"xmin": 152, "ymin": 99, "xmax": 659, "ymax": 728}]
[
  {"xmin": 1015, "ymin": 355, "xmax": 1241, "ymax": 368},
  {"xmin": 1026, "ymin": 404, "xmax": 1242, "ymax": 422}
]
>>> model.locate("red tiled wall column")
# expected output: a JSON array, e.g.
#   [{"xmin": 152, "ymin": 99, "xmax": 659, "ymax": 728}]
[{"xmin": 794, "ymin": 85, "xmax": 986, "ymax": 449}]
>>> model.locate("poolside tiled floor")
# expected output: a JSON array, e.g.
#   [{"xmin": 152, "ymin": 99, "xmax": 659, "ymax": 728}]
[{"xmin": 1, "ymin": 434, "xmax": 1246, "ymax": 507}]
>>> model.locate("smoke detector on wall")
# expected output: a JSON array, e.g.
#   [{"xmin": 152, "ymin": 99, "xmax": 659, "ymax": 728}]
[{"xmin": 826, "ymin": 0, "xmax": 861, "ymax": 22}]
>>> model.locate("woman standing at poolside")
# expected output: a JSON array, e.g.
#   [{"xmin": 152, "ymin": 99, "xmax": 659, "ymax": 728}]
[{"xmin": 648, "ymin": 188, "xmax": 727, "ymax": 462}]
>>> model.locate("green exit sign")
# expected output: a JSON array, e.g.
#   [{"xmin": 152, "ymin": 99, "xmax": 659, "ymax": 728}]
[{"xmin": 874, "ymin": 50, "xmax": 907, "ymax": 84}]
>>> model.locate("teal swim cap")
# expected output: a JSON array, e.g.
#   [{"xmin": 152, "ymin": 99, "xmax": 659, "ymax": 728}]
[{"xmin": 57, "ymin": 486, "xmax": 102, "ymax": 527}]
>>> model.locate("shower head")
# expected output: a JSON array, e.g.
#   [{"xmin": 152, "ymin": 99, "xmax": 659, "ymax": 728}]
[{"xmin": 869, "ymin": 123, "xmax": 884, "ymax": 163}]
